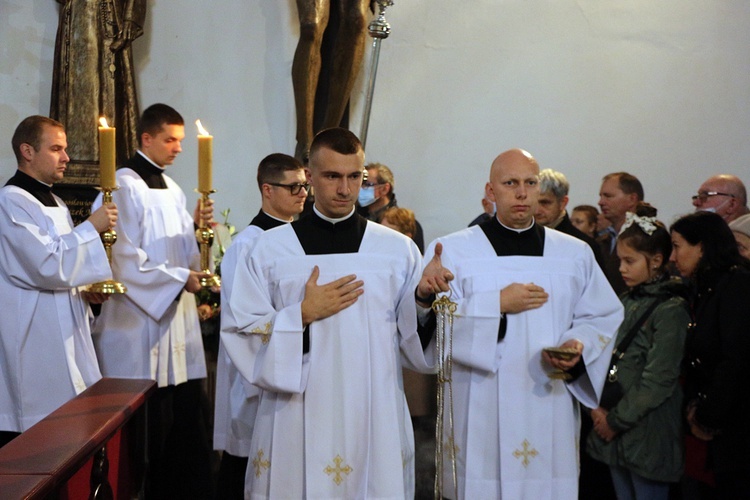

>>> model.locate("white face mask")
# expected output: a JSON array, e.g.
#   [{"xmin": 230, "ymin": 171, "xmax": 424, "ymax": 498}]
[
  {"xmin": 698, "ymin": 198, "xmax": 730, "ymax": 214},
  {"xmin": 358, "ymin": 186, "xmax": 377, "ymax": 207}
]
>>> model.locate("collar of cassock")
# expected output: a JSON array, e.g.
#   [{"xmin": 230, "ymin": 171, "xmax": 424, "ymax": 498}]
[
  {"xmin": 5, "ymin": 169, "xmax": 57, "ymax": 207},
  {"xmin": 479, "ymin": 216, "xmax": 545, "ymax": 256},
  {"xmin": 312, "ymin": 205, "xmax": 356, "ymax": 224},
  {"xmin": 292, "ymin": 206, "xmax": 366, "ymax": 254},
  {"xmin": 250, "ymin": 210, "xmax": 289, "ymax": 231},
  {"xmin": 126, "ymin": 151, "xmax": 167, "ymax": 189}
]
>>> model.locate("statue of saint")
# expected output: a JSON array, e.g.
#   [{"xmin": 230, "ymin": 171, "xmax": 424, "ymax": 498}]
[
  {"xmin": 51, "ymin": 0, "xmax": 146, "ymax": 183},
  {"xmin": 292, "ymin": 0, "xmax": 370, "ymax": 160}
]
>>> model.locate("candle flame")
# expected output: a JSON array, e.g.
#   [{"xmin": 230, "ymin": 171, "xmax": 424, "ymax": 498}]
[
  {"xmin": 99, "ymin": 117, "xmax": 110, "ymax": 128},
  {"xmin": 196, "ymin": 119, "xmax": 210, "ymax": 136}
]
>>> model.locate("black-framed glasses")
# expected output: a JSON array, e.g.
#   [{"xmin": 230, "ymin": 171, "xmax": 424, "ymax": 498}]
[
  {"xmin": 267, "ymin": 182, "xmax": 310, "ymax": 195},
  {"xmin": 691, "ymin": 191, "xmax": 735, "ymax": 203}
]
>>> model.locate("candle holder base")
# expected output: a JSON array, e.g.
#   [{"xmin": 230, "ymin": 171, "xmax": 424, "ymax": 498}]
[
  {"xmin": 88, "ymin": 279, "xmax": 128, "ymax": 294},
  {"xmin": 89, "ymin": 186, "xmax": 126, "ymax": 294},
  {"xmin": 200, "ymin": 273, "xmax": 222, "ymax": 289}
]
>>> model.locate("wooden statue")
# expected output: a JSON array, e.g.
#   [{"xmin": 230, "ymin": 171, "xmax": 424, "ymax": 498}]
[
  {"xmin": 292, "ymin": 0, "xmax": 370, "ymax": 160},
  {"xmin": 51, "ymin": 0, "xmax": 146, "ymax": 182}
]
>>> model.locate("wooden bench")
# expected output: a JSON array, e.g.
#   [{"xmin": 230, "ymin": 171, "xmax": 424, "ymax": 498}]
[{"xmin": 0, "ymin": 378, "xmax": 155, "ymax": 499}]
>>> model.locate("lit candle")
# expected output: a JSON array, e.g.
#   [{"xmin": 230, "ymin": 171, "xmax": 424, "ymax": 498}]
[
  {"xmin": 98, "ymin": 117, "xmax": 116, "ymax": 189},
  {"xmin": 196, "ymin": 119, "xmax": 213, "ymax": 192}
]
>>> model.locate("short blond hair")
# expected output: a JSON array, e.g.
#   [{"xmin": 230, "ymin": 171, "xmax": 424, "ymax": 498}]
[{"xmin": 382, "ymin": 207, "xmax": 416, "ymax": 237}]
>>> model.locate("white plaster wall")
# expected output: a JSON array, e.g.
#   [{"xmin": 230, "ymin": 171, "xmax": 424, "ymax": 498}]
[{"xmin": 1, "ymin": 1, "xmax": 748, "ymax": 244}]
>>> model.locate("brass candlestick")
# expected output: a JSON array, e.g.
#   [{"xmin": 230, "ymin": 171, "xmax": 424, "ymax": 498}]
[
  {"xmin": 88, "ymin": 187, "xmax": 127, "ymax": 294},
  {"xmin": 195, "ymin": 190, "xmax": 221, "ymax": 288}
]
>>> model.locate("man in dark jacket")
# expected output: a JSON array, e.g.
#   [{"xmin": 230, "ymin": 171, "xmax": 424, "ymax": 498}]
[
  {"xmin": 597, "ymin": 172, "xmax": 643, "ymax": 295},
  {"xmin": 535, "ymin": 168, "xmax": 604, "ymax": 270}
]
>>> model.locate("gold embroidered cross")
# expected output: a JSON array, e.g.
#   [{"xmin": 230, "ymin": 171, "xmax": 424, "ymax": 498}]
[
  {"xmin": 251, "ymin": 322, "xmax": 273, "ymax": 345},
  {"xmin": 252, "ymin": 449, "xmax": 270, "ymax": 478},
  {"xmin": 598, "ymin": 334, "xmax": 609, "ymax": 350},
  {"xmin": 173, "ymin": 341, "xmax": 186, "ymax": 355},
  {"xmin": 512, "ymin": 439, "xmax": 539, "ymax": 468},
  {"xmin": 74, "ymin": 379, "xmax": 86, "ymax": 392},
  {"xmin": 324, "ymin": 455, "xmax": 352, "ymax": 485}
]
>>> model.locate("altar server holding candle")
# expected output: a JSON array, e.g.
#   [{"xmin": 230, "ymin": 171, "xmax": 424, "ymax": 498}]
[
  {"xmin": 91, "ymin": 104, "xmax": 214, "ymax": 498},
  {"xmin": 0, "ymin": 116, "xmax": 117, "ymax": 447}
]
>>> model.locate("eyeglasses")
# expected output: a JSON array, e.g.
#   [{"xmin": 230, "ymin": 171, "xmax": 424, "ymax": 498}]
[
  {"xmin": 267, "ymin": 182, "xmax": 310, "ymax": 195},
  {"xmin": 362, "ymin": 181, "xmax": 385, "ymax": 188},
  {"xmin": 691, "ymin": 191, "xmax": 735, "ymax": 203}
]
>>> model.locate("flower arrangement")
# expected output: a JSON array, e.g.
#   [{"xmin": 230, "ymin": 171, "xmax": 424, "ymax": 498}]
[{"xmin": 196, "ymin": 208, "xmax": 236, "ymax": 329}]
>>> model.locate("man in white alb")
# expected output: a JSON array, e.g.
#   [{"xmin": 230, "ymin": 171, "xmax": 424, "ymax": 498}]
[
  {"xmin": 214, "ymin": 153, "xmax": 308, "ymax": 499},
  {"xmin": 91, "ymin": 104, "xmax": 214, "ymax": 498},
  {"xmin": 419, "ymin": 148, "xmax": 623, "ymax": 499},
  {"xmin": 223, "ymin": 127, "xmax": 435, "ymax": 499},
  {"xmin": 0, "ymin": 116, "xmax": 117, "ymax": 447}
]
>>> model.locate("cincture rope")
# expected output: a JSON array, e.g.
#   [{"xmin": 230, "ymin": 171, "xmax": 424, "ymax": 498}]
[{"xmin": 432, "ymin": 293, "xmax": 458, "ymax": 500}]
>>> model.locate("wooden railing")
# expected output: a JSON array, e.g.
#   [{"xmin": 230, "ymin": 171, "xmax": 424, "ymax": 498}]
[{"xmin": 0, "ymin": 378, "xmax": 156, "ymax": 499}]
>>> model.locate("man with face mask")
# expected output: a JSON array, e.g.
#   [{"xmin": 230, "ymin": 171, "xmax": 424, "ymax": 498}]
[
  {"xmin": 692, "ymin": 174, "xmax": 750, "ymax": 223},
  {"xmin": 357, "ymin": 162, "xmax": 425, "ymax": 253}
]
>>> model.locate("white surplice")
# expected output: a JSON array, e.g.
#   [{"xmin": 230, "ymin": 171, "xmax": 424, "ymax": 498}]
[
  {"xmin": 92, "ymin": 168, "xmax": 206, "ymax": 386},
  {"xmin": 427, "ymin": 226, "xmax": 623, "ymax": 500},
  {"xmin": 222, "ymin": 221, "xmax": 432, "ymax": 500},
  {"xmin": 0, "ymin": 187, "xmax": 110, "ymax": 431},
  {"xmin": 214, "ymin": 224, "xmax": 263, "ymax": 456}
]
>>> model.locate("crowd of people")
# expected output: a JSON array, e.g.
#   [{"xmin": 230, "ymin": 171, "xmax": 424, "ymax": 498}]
[{"xmin": 1, "ymin": 109, "xmax": 749, "ymax": 500}]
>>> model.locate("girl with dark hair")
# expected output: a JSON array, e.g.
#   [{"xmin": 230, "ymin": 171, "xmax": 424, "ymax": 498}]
[
  {"xmin": 670, "ymin": 211, "xmax": 750, "ymax": 499},
  {"xmin": 587, "ymin": 208, "xmax": 689, "ymax": 500}
]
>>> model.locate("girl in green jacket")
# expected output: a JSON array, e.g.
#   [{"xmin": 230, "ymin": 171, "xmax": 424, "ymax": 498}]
[{"xmin": 586, "ymin": 209, "xmax": 690, "ymax": 500}]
